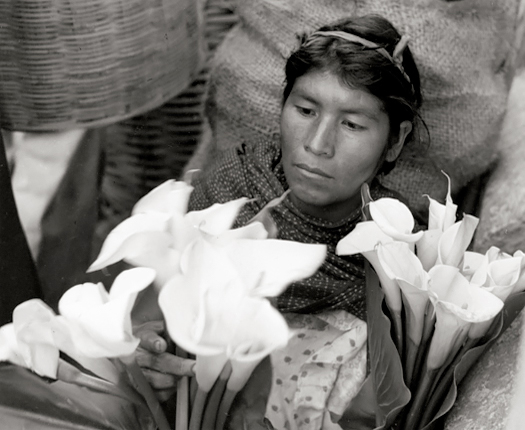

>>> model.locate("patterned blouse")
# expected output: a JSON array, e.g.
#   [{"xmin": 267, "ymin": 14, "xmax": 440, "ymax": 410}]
[{"xmin": 188, "ymin": 139, "xmax": 404, "ymax": 321}]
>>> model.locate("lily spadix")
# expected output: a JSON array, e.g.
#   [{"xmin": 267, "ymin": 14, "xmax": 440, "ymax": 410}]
[
  {"xmin": 58, "ymin": 267, "xmax": 156, "ymax": 358},
  {"xmin": 377, "ymin": 241, "xmax": 430, "ymax": 386},
  {"xmin": 0, "ymin": 299, "xmax": 62, "ymax": 378}
]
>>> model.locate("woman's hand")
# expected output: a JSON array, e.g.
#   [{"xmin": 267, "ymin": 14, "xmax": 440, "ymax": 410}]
[{"xmin": 134, "ymin": 320, "xmax": 195, "ymax": 402}]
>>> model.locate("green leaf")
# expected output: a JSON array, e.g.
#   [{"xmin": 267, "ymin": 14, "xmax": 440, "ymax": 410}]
[
  {"xmin": 0, "ymin": 362, "xmax": 157, "ymax": 430},
  {"xmin": 340, "ymin": 263, "xmax": 411, "ymax": 430}
]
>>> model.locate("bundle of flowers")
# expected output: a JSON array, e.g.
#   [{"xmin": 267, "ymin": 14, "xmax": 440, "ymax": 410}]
[
  {"xmin": 86, "ymin": 179, "xmax": 328, "ymax": 429},
  {"xmin": 0, "ymin": 267, "xmax": 164, "ymax": 429},
  {"xmin": 336, "ymin": 177, "xmax": 525, "ymax": 429}
]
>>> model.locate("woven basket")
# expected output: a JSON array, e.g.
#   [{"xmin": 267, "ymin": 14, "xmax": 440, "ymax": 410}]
[
  {"xmin": 0, "ymin": 0, "xmax": 206, "ymax": 131},
  {"xmin": 97, "ymin": 0, "xmax": 239, "ymax": 237}
]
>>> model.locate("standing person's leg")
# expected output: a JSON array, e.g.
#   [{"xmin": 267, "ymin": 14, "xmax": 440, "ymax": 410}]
[{"xmin": 0, "ymin": 133, "xmax": 41, "ymax": 325}]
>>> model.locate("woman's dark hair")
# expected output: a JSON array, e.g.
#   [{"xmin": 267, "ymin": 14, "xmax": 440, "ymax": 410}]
[{"xmin": 283, "ymin": 15, "xmax": 425, "ymax": 175}]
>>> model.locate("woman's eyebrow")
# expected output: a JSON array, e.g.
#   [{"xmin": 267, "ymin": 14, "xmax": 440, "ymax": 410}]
[{"xmin": 340, "ymin": 108, "xmax": 379, "ymax": 121}]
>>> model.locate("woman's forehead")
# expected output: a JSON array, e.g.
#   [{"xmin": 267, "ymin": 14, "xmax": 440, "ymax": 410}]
[{"xmin": 291, "ymin": 70, "xmax": 385, "ymax": 117}]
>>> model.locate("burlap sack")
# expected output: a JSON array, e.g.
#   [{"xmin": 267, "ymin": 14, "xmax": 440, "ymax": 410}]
[
  {"xmin": 189, "ymin": 0, "xmax": 520, "ymax": 215},
  {"xmin": 474, "ymin": 70, "xmax": 525, "ymax": 253}
]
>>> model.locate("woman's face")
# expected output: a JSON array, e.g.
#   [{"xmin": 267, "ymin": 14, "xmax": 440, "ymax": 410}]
[{"xmin": 281, "ymin": 69, "xmax": 399, "ymax": 222}]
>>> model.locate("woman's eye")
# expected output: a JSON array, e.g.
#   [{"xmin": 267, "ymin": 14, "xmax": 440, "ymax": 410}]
[
  {"xmin": 296, "ymin": 106, "xmax": 315, "ymax": 117},
  {"xmin": 342, "ymin": 120, "xmax": 364, "ymax": 131}
]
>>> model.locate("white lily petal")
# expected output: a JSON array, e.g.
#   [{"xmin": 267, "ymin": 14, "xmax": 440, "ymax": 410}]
[
  {"xmin": 336, "ymin": 221, "xmax": 394, "ymax": 256},
  {"xmin": 0, "ymin": 323, "xmax": 26, "ymax": 368},
  {"xmin": 363, "ymin": 250, "xmax": 402, "ymax": 313},
  {"xmin": 194, "ymin": 352, "xmax": 230, "ymax": 392},
  {"xmin": 227, "ymin": 298, "xmax": 290, "ymax": 391},
  {"xmin": 160, "ymin": 240, "xmax": 243, "ymax": 356},
  {"xmin": 369, "ymin": 198, "xmax": 423, "ymax": 242},
  {"xmin": 185, "ymin": 198, "xmax": 249, "ymax": 236},
  {"xmin": 211, "ymin": 221, "xmax": 268, "ymax": 243},
  {"xmin": 125, "ymin": 246, "xmax": 181, "ymax": 288},
  {"xmin": 109, "ymin": 267, "xmax": 156, "ymax": 299},
  {"xmin": 416, "ymin": 229, "xmax": 442, "ymax": 272},
  {"xmin": 484, "ymin": 257, "xmax": 522, "ymax": 302},
  {"xmin": 224, "ymin": 239, "xmax": 326, "ymax": 297},
  {"xmin": 426, "ymin": 301, "xmax": 472, "ymax": 370},
  {"xmin": 59, "ymin": 279, "xmax": 142, "ymax": 358},
  {"xmin": 132, "ymin": 180, "xmax": 193, "ymax": 216},
  {"xmin": 462, "ymin": 251, "xmax": 485, "ymax": 282},
  {"xmin": 377, "ymin": 242, "xmax": 430, "ymax": 344},
  {"xmin": 437, "ymin": 215, "xmax": 479, "ymax": 268},
  {"xmin": 428, "ymin": 265, "xmax": 504, "ymax": 352},
  {"xmin": 427, "ymin": 172, "xmax": 457, "ymax": 231},
  {"xmin": 169, "ymin": 213, "xmax": 199, "ymax": 253},
  {"xmin": 88, "ymin": 214, "xmax": 171, "ymax": 272},
  {"xmin": 12, "ymin": 300, "xmax": 61, "ymax": 378}
]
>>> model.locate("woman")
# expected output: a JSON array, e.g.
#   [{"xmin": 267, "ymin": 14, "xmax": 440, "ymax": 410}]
[{"xmin": 135, "ymin": 13, "xmax": 424, "ymax": 410}]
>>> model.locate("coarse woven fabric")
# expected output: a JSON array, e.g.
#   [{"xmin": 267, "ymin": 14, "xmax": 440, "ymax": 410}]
[
  {"xmin": 190, "ymin": 0, "xmax": 519, "ymax": 215},
  {"xmin": 474, "ymin": 70, "xmax": 525, "ymax": 254},
  {"xmin": 188, "ymin": 139, "xmax": 406, "ymax": 321}
]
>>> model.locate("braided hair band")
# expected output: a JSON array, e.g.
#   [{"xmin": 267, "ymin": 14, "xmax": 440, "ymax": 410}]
[{"xmin": 304, "ymin": 31, "xmax": 412, "ymax": 85}]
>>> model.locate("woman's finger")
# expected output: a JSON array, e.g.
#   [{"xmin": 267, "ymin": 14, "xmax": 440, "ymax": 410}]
[
  {"xmin": 141, "ymin": 368, "xmax": 178, "ymax": 390},
  {"xmin": 134, "ymin": 321, "xmax": 168, "ymax": 353},
  {"xmin": 135, "ymin": 349, "xmax": 196, "ymax": 377}
]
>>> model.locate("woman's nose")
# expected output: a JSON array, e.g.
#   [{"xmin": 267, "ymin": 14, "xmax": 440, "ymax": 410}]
[{"xmin": 304, "ymin": 118, "xmax": 335, "ymax": 157}]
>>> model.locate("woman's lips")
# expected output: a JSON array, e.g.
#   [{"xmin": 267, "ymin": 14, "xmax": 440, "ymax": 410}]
[{"xmin": 295, "ymin": 163, "xmax": 333, "ymax": 179}]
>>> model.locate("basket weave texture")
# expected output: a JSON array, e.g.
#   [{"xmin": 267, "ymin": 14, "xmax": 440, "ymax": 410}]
[{"xmin": 0, "ymin": 0, "xmax": 206, "ymax": 131}]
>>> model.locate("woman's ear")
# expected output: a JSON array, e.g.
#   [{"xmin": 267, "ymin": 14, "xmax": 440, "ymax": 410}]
[{"xmin": 386, "ymin": 120, "xmax": 412, "ymax": 162}]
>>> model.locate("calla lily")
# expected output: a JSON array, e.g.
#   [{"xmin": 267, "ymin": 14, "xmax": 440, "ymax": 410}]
[
  {"xmin": 377, "ymin": 241, "xmax": 431, "ymax": 387},
  {"xmin": 368, "ymin": 198, "xmax": 424, "ymax": 244},
  {"xmin": 58, "ymin": 267, "xmax": 156, "ymax": 358},
  {"xmin": 436, "ymin": 215, "xmax": 479, "ymax": 268},
  {"xmin": 469, "ymin": 246, "xmax": 518, "ymax": 293},
  {"xmin": 482, "ymin": 256, "xmax": 523, "ymax": 302},
  {"xmin": 89, "ymin": 179, "xmax": 267, "ymax": 288},
  {"xmin": 377, "ymin": 242, "xmax": 430, "ymax": 347},
  {"xmin": 0, "ymin": 299, "xmax": 63, "ymax": 378},
  {"xmin": 426, "ymin": 265, "xmax": 504, "ymax": 369},
  {"xmin": 337, "ymin": 221, "xmax": 400, "ymax": 310},
  {"xmin": 416, "ymin": 173, "xmax": 458, "ymax": 271}
]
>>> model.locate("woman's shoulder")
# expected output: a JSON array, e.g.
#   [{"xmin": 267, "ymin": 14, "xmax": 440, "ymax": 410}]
[{"xmin": 188, "ymin": 137, "xmax": 284, "ymax": 214}]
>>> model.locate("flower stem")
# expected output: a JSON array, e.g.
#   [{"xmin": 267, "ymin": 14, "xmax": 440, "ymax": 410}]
[
  {"xmin": 418, "ymin": 337, "xmax": 477, "ymax": 428},
  {"xmin": 175, "ymin": 347, "xmax": 189, "ymax": 430},
  {"xmin": 189, "ymin": 387, "xmax": 208, "ymax": 430},
  {"xmin": 402, "ymin": 366, "xmax": 439, "ymax": 430},
  {"xmin": 403, "ymin": 337, "xmax": 419, "ymax": 390},
  {"xmin": 391, "ymin": 308, "xmax": 404, "ymax": 358},
  {"xmin": 202, "ymin": 362, "xmax": 232, "ymax": 430},
  {"xmin": 215, "ymin": 388, "xmax": 238, "ymax": 430},
  {"xmin": 120, "ymin": 355, "xmax": 171, "ymax": 430}
]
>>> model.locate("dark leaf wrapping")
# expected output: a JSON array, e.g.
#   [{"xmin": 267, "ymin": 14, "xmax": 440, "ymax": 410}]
[{"xmin": 0, "ymin": 361, "xmax": 157, "ymax": 430}]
